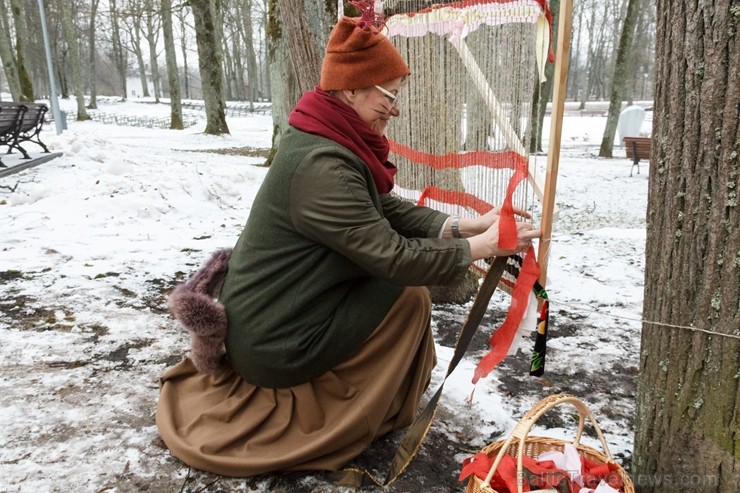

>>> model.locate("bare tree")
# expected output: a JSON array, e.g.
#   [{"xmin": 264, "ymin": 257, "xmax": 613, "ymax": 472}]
[
  {"xmin": 144, "ymin": 0, "xmax": 163, "ymax": 102},
  {"xmin": 61, "ymin": 0, "xmax": 90, "ymax": 119},
  {"xmin": 633, "ymin": 1, "xmax": 739, "ymax": 491},
  {"xmin": 161, "ymin": 0, "xmax": 183, "ymax": 128},
  {"xmin": 8, "ymin": 0, "xmax": 33, "ymax": 100},
  {"xmin": 240, "ymin": 0, "xmax": 260, "ymax": 107},
  {"xmin": 109, "ymin": 0, "xmax": 129, "ymax": 99},
  {"xmin": 88, "ymin": 0, "xmax": 101, "ymax": 109},
  {"xmin": 190, "ymin": 0, "xmax": 229, "ymax": 134},
  {"xmin": 177, "ymin": 5, "xmax": 191, "ymax": 99},
  {"xmin": 598, "ymin": 0, "xmax": 641, "ymax": 157},
  {"xmin": 530, "ymin": 0, "xmax": 561, "ymax": 153},
  {"xmin": 122, "ymin": 0, "xmax": 151, "ymax": 98},
  {"xmin": 0, "ymin": 0, "xmax": 22, "ymax": 100}
]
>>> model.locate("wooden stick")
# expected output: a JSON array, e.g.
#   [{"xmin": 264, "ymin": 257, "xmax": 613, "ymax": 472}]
[{"xmin": 537, "ymin": 0, "xmax": 573, "ymax": 290}]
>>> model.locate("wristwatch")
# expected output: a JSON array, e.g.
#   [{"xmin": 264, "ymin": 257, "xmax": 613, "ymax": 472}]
[{"xmin": 451, "ymin": 216, "xmax": 461, "ymax": 238}]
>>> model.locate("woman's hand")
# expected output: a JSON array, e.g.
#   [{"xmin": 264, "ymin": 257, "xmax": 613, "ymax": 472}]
[
  {"xmin": 467, "ymin": 218, "xmax": 541, "ymax": 261},
  {"xmin": 459, "ymin": 205, "xmax": 532, "ymax": 237}
]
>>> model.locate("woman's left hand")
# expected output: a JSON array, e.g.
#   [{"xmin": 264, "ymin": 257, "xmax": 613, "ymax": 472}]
[{"xmin": 461, "ymin": 205, "xmax": 532, "ymax": 237}]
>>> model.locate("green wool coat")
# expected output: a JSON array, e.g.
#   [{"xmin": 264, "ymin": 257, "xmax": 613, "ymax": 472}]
[{"xmin": 220, "ymin": 127, "xmax": 472, "ymax": 388}]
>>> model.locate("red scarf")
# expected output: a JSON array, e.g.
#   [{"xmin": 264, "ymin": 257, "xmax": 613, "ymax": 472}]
[{"xmin": 288, "ymin": 87, "xmax": 397, "ymax": 194}]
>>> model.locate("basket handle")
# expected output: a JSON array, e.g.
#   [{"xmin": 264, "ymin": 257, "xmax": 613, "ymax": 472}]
[{"xmin": 481, "ymin": 393, "xmax": 613, "ymax": 493}]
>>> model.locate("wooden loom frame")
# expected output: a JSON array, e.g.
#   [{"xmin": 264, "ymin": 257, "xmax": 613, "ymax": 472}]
[{"xmin": 376, "ymin": 0, "xmax": 571, "ymax": 292}]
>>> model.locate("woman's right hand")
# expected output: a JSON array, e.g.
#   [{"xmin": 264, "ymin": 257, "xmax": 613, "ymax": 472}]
[{"xmin": 467, "ymin": 218, "xmax": 541, "ymax": 261}]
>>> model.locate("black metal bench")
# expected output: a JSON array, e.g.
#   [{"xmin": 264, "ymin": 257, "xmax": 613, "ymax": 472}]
[
  {"xmin": 624, "ymin": 136, "xmax": 651, "ymax": 177},
  {"xmin": 0, "ymin": 102, "xmax": 51, "ymax": 167}
]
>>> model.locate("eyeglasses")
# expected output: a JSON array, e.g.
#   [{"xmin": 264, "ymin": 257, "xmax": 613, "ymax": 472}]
[{"xmin": 374, "ymin": 85, "xmax": 399, "ymax": 109}]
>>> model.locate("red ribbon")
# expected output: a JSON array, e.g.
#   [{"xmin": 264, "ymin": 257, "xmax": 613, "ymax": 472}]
[{"xmin": 472, "ymin": 245, "xmax": 540, "ymax": 385}]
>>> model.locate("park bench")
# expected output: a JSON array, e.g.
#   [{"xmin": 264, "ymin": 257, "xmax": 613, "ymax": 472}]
[
  {"xmin": 0, "ymin": 102, "xmax": 51, "ymax": 168},
  {"xmin": 624, "ymin": 136, "xmax": 651, "ymax": 177},
  {"xmin": 580, "ymin": 109, "xmax": 606, "ymax": 117}
]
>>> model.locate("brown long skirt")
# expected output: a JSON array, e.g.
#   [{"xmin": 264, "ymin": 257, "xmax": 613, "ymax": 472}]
[{"xmin": 156, "ymin": 286, "xmax": 436, "ymax": 477}]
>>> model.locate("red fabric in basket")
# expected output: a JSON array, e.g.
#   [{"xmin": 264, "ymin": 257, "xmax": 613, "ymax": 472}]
[{"xmin": 460, "ymin": 451, "xmax": 625, "ymax": 493}]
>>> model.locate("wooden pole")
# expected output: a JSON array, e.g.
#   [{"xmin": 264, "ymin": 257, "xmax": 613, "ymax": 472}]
[{"xmin": 537, "ymin": 0, "xmax": 573, "ymax": 289}]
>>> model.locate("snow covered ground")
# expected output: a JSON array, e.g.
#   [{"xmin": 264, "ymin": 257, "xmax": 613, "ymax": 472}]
[{"xmin": 0, "ymin": 97, "xmax": 650, "ymax": 492}]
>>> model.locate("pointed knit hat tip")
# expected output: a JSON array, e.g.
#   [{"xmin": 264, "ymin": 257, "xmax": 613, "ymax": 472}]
[{"xmin": 319, "ymin": 16, "xmax": 411, "ymax": 91}]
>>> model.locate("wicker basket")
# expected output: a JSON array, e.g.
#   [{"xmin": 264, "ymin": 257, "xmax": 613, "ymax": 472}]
[{"xmin": 465, "ymin": 394, "xmax": 634, "ymax": 493}]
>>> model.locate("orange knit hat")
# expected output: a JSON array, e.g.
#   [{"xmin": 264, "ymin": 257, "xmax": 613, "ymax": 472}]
[{"xmin": 319, "ymin": 16, "xmax": 411, "ymax": 91}]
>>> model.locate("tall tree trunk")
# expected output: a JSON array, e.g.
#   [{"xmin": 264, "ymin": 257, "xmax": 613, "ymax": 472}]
[
  {"xmin": 9, "ymin": 0, "xmax": 33, "ymax": 101},
  {"xmin": 276, "ymin": 0, "xmax": 322, "ymax": 95},
  {"xmin": 242, "ymin": 0, "xmax": 260, "ymax": 108},
  {"xmin": 261, "ymin": 4, "xmax": 270, "ymax": 101},
  {"xmin": 110, "ymin": 0, "xmax": 127, "ymax": 99},
  {"xmin": 221, "ymin": 33, "xmax": 234, "ymax": 101},
  {"xmin": 231, "ymin": 33, "xmax": 246, "ymax": 100},
  {"xmin": 191, "ymin": 0, "xmax": 229, "ymax": 134},
  {"xmin": 212, "ymin": 0, "xmax": 229, "ymax": 102},
  {"xmin": 598, "ymin": 0, "xmax": 641, "ymax": 157},
  {"xmin": 145, "ymin": 3, "xmax": 162, "ymax": 102},
  {"xmin": 578, "ymin": 2, "xmax": 596, "ymax": 109},
  {"xmin": 130, "ymin": 17, "xmax": 150, "ymax": 98},
  {"xmin": 265, "ymin": 0, "xmax": 294, "ymax": 165},
  {"xmin": 265, "ymin": 0, "xmax": 333, "ymax": 165},
  {"xmin": 0, "ymin": 0, "xmax": 21, "ymax": 101},
  {"xmin": 633, "ymin": 2, "xmax": 739, "ymax": 492},
  {"xmin": 161, "ymin": 0, "xmax": 183, "ymax": 129},
  {"xmin": 178, "ymin": 8, "xmax": 190, "ymax": 99},
  {"xmin": 88, "ymin": 0, "xmax": 100, "ymax": 109},
  {"xmin": 568, "ymin": 0, "xmax": 583, "ymax": 101},
  {"xmin": 530, "ymin": 0, "xmax": 561, "ymax": 153},
  {"xmin": 61, "ymin": 0, "xmax": 90, "ymax": 120}
]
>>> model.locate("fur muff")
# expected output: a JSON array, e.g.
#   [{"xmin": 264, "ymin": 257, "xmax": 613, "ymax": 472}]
[{"xmin": 168, "ymin": 248, "xmax": 233, "ymax": 374}]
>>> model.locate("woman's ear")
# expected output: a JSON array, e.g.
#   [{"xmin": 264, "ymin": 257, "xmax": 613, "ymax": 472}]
[{"xmin": 340, "ymin": 89, "xmax": 357, "ymax": 105}]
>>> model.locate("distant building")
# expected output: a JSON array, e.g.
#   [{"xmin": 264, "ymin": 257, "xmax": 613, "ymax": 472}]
[{"xmin": 125, "ymin": 73, "xmax": 162, "ymax": 99}]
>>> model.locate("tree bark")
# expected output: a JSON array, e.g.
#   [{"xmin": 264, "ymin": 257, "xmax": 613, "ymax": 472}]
[
  {"xmin": 265, "ymin": 0, "xmax": 331, "ymax": 165},
  {"xmin": 276, "ymin": 0, "xmax": 322, "ymax": 95},
  {"xmin": 598, "ymin": 0, "xmax": 641, "ymax": 157},
  {"xmin": 161, "ymin": 0, "xmax": 183, "ymax": 129},
  {"xmin": 633, "ymin": 1, "xmax": 739, "ymax": 492},
  {"xmin": 191, "ymin": 0, "xmax": 229, "ymax": 134}
]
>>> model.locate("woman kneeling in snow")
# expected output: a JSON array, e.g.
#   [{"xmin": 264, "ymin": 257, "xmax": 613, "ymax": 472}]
[{"xmin": 155, "ymin": 13, "xmax": 539, "ymax": 477}]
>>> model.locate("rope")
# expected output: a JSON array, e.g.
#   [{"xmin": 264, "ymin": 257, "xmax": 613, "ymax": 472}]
[{"xmin": 546, "ymin": 299, "xmax": 740, "ymax": 341}]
